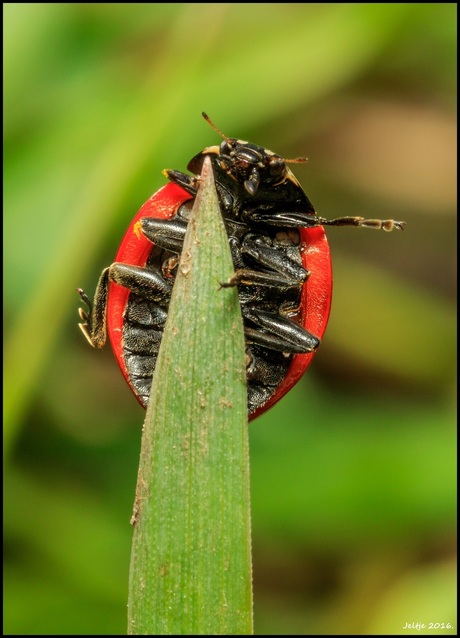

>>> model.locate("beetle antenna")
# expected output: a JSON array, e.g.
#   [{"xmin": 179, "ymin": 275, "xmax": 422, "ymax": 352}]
[
  {"xmin": 284, "ymin": 156, "xmax": 308, "ymax": 164},
  {"xmin": 202, "ymin": 112, "xmax": 229, "ymax": 141}
]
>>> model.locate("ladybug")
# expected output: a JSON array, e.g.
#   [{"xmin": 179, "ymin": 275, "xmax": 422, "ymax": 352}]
[{"xmin": 77, "ymin": 113, "xmax": 405, "ymax": 420}]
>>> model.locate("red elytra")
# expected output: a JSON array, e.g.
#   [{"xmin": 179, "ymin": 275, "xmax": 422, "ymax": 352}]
[{"xmin": 106, "ymin": 181, "xmax": 332, "ymax": 420}]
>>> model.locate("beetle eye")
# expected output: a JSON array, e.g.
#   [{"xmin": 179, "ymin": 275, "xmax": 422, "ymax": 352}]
[
  {"xmin": 220, "ymin": 139, "xmax": 233, "ymax": 155},
  {"xmin": 269, "ymin": 158, "xmax": 285, "ymax": 177}
]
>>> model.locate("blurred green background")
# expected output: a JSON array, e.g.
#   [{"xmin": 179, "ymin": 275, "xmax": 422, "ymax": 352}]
[{"xmin": 4, "ymin": 3, "xmax": 456, "ymax": 635}]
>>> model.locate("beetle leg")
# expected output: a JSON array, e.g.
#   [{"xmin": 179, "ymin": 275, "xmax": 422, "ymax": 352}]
[
  {"xmin": 316, "ymin": 215, "xmax": 406, "ymax": 231},
  {"xmin": 77, "ymin": 267, "xmax": 110, "ymax": 348},
  {"xmin": 242, "ymin": 207, "xmax": 319, "ymax": 228},
  {"xmin": 141, "ymin": 217, "xmax": 187, "ymax": 253},
  {"xmin": 107, "ymin": 263, "xmax": 172, "ymax": 303},
  {"xmin": 220, "ymin": 268, "xmax": 304, "ymax": 289},
  {"xmin": 221, "ymin": 234, "xmax": 309, "ymax": 289},
  {"xmin": 243, "ymin": 207, "xmax": 405, "ymax": 231},
  {"xmin": 166, "ymin": 168, "xmax": 236, "ymax": 214},
  {"xmin": 77, "ymin": 263, "xmax": 172, "ymax": 348},
  {"xmin": 164, "ymin": 169, "xmax": 199, "ymax": 195},
  {"xmin": 242, "ymin": 235, "xmax": 308, "ymax": 284},
  {"xmin": 243, "ymin": 307, "xmax": 320, "ymax": 354}
]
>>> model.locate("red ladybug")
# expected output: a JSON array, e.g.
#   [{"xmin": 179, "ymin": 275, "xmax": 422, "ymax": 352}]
[{"xmin": 78, "ymin": 113, "xmax": 404, "ymax": 420}]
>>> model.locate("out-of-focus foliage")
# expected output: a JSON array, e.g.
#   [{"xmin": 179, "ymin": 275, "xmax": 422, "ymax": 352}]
[{"xmin": 4, "ymin": 3, "xmax": 456, "ymax": 635}]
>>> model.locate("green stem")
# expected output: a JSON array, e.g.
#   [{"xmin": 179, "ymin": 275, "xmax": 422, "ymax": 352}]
[{"xmin": 127, "ymin": 157, "xmax": 253, "ymax": 635}]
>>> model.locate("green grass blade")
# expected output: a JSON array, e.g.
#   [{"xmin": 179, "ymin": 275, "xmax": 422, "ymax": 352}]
[{"xmin": 127, "ymin": 157, "xmax": 252, "ymax": 635}]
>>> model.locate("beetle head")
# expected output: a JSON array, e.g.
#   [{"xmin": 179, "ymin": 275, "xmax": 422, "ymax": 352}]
[{"xmin": 187, "ymin": 113, "xmax": 306, "ymax": 196}]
